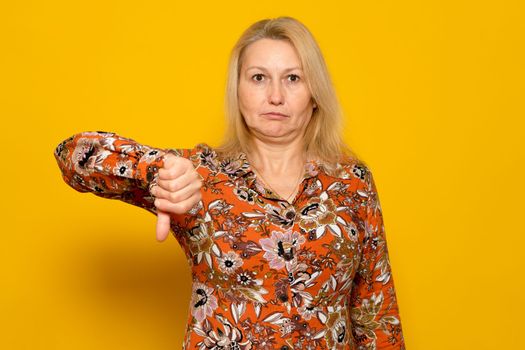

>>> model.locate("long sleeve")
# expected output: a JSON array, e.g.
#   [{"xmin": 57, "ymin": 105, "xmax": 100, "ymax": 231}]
[
  {"xmin": 349, "ymin": 168, "xmax": 406, "ymax": 349},
  {"xmin": 53, "ymin": 131, "xmax": 189, "ymax": 214}
]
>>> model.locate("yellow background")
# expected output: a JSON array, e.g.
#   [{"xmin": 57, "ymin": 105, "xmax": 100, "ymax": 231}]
[{"xmin": 2, "ymin": 1, "xmax": 524, "ymax": 349}]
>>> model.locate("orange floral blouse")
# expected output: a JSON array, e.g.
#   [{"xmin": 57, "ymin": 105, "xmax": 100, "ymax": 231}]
[{"xmin": 54, "ymin": 131, "xmax": 406, "ymax": 350}]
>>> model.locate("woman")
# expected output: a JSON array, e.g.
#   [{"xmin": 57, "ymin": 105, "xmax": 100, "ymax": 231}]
[{"xmin": 54, "ymin": 16, "xmax": 405, "ymax": 350}]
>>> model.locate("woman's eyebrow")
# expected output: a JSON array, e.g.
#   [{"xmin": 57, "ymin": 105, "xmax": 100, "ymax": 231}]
[{"xmin": 245, "ymin": 66, "xmax": 302, "ymax": 72}]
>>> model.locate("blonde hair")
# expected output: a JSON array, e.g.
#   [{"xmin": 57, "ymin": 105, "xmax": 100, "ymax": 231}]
[{"xmin": 216, "ymin": 16, "xmax": 359, "ymax": 167}]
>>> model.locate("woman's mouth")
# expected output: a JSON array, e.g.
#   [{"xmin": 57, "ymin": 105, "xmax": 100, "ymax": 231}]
[{"xmin": 263, "ymin": 112, "xmax": 289, "ymax": 119}]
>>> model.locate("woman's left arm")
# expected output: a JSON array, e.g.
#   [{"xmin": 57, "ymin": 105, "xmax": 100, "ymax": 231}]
[{"xmin": 349, "ymin": 168, "xmax": 406, "ymax": 349}]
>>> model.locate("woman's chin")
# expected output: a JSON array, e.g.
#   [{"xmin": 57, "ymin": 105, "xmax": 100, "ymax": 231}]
[{"xmin": 251, "ymin": 128, "xmax": 298, "ymax": 142}]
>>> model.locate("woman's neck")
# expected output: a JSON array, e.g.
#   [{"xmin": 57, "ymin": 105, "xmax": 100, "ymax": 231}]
[
  {"xmin": 244, "ymin": 137, "xmax": 310, "ymax": 203},
  {"xmin": 246, "ymin": 137, "xmax": 306, "ymax": 176}
]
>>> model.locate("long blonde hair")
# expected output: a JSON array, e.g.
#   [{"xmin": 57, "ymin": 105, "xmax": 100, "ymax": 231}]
[{"xmin": 216, "ymin": 16, "xmax": 359, "ymax": 167}]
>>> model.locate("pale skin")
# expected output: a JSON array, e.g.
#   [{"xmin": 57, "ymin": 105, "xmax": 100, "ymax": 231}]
[
  {"xmin": 151, "ymin": 154, "xmax": 202, "ymax": 242},
  {"xmin": 151, "ymin": 38, "xmax": 317, "ymax": 242}
]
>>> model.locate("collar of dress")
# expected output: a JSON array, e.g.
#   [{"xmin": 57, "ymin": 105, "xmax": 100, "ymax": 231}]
[{"xmin": 189, "ymin": 143, "xmax": 356, "ymax": 183}]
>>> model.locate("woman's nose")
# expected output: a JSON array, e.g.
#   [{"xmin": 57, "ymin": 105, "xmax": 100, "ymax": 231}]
[{"xmin": 268, "ymin": 80, "xmax": 284, "ymax": 105}]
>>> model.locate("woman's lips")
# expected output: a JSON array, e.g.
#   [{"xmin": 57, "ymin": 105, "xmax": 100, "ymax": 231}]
[{"xmin": 263, "ymin": 112, "xmax": 289, "ymax": 119}]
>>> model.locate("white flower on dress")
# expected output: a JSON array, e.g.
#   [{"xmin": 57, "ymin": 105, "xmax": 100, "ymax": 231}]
[
  {"xmin": 190, "ymin": 281, "xmax": 218, "ymax": 323},
  {"xmin": 297, "ymin": 303, "xmax": 320, "ymax": 321},
  {"xmin": 217, "ymin": 251, "xmax": 244, "ymax": 275},
  {"xmin": 72, "ymin": 137, "xmax": 111, "ymax": 176},
  {"xmin": 298, "ymin": 191, "xmax": 347, "ymax": 239},
  {"xmin": 141, "ymin": 148, "xmax": 164, "ymax": 163},
  {"xmin": 259, "ymin": 230, "xmax": 306, "ymax": 270},
  {"xmin": 113, "ymin": 159, "xmax": 133, "ymax": 178}
]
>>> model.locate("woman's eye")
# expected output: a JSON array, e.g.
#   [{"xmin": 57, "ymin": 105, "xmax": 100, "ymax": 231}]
[
  {"xmin": 252, "ymin": 74, "xmax": 264, "ymax": 82},
  {"xmin": 288, "ymin": 74, "xmax": 300, "ymax": 82}
]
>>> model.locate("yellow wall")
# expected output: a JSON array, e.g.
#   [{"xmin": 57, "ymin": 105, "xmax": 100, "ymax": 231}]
[{"xmin": 2, "ymin": 1, "xmax": 524, "ymax": 349}]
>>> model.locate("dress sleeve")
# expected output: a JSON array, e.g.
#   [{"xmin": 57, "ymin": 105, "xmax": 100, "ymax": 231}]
[
  {"xmin": 53, "ymin": 131, "xmax": 190, "ymax": 215},
  {"xmin": 349, "ymin": 167, "xmax": 406, "ymax": 349}
]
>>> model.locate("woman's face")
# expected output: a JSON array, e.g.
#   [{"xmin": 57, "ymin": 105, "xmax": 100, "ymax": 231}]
[{"xmin": 238, "ymin": 38, "xmax": 316, "ymax": 145}]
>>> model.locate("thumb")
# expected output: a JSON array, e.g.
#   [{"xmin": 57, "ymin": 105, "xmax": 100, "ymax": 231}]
[{"xmin": 156, "ymin": 210, "xmax": 171, "ymax": 242}]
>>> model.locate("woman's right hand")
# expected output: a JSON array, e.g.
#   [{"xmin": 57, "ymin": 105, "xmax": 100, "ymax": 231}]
[{"xmin": 150, "ymin": 153, "xmax": 203, "ymax": 242}]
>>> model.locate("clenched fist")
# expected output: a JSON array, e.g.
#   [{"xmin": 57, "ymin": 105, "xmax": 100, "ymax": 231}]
[{"xmin": 150, "ymin": 153, "xmax": 203, "ymax": 242}]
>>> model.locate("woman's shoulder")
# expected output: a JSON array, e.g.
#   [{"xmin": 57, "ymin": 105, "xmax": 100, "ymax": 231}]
[
  {"xmin": 175, "ymin": 143, "xmax": 246, "ymax": 179},
  {"xmin": 319, "ymin": 153, "xmax": 372, "ymax": 182}
]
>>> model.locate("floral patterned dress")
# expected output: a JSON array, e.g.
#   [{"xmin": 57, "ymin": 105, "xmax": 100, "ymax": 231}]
[{"xmin": 54, "ymin": 131, "xmax": 406, "ymax": 350}]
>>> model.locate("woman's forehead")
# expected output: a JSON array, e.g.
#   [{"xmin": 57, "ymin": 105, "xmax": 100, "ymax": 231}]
[{"xmin": 241, "ymin": 39, "xmax": 302, "ymax": 70}]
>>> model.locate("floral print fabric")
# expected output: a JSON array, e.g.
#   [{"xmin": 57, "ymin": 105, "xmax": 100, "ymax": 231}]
[{"xmin": 54, "ymin": 131, "xmax": 406, "ymax": 350}]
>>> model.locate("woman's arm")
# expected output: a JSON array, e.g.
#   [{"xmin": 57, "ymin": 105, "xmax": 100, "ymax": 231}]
[
  {"xmin": 53, "ymin": 131, "xmax": 190, "ymax": 215},
  {"xmin": 349, "ymin": 168, "xmax": 406, "ymax": 349}
]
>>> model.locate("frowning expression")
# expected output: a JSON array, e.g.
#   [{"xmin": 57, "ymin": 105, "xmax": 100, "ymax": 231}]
[{"xmin": 238, "ymin": 38, "xmax": 316, "ymax": 145}]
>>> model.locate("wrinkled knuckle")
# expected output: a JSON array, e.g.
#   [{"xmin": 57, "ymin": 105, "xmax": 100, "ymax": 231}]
[
  {"xmin": 154, "ymin": 189, "xmax": 163, "ymax": 199},
  {"xmin": 169, "ymin": 191, "xmax": 180, "ymax": 202},
  {"xmin": 168, "ymin": 181, "xmax": 178, "ymax": 192},
  {"xmin": 160, "ymin": 169, "xmax": 168, "ymax": 178},
  {"xmin": 157, "ymin": 182, "xmax": 167, "ymax": 192}
]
